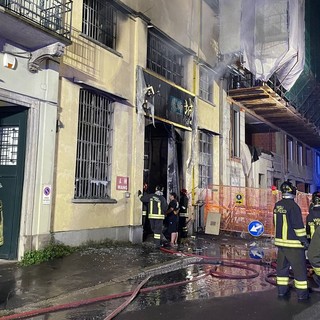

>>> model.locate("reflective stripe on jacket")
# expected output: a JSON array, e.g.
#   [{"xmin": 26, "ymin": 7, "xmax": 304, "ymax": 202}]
[
  {"xmin": 139, "ymin": 193, "xmax": 167, "ymax": 220},
  {"xmin": 273, "ymin": 198, "xmax": 307, "ymax": 248}
]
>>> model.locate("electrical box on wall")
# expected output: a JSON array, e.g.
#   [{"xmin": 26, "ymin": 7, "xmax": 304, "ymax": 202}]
[{"xmin": 3, "ymin": 53, "xmax": 16, "ymax": 69}]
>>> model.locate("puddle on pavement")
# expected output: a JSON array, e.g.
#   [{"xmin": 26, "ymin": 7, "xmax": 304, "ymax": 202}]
[{"xmin": 39, "ymin": 236, "xmax": 278, "ymax": 319}]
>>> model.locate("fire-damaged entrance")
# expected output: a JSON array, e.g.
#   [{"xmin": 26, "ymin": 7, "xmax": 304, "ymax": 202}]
[
  {"xmin": 144, "ymin": 122, "xmax": 183, "ymax": 197},
  {"xmin": 143, "ymin": 121, "xmax": 184, "ymax": 238},
  {"xmin": 137, "ymin": 67, "xmax": 195, "ymax": 239}
]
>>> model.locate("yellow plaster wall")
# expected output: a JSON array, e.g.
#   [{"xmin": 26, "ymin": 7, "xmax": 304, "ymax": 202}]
[
  {"xmin": 53, "ymin": 0, "xmax": 221, "ymax": 233},
  {"xmin": 53, "ymin": 1, "xmax": 144, "ymax": 232}
]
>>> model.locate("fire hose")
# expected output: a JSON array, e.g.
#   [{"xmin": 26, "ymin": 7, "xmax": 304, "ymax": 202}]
[{"xmin": 0, "ymin": 253, "xmax": 264, "ymax": 320}]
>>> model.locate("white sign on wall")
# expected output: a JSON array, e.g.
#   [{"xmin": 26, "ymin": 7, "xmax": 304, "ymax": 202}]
[{"xmin": 42, "ymin": 185, "xmax": 52, "ymax": 205}]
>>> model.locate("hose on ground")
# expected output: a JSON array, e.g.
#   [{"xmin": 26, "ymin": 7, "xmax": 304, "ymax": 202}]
[
  {"xmin": 104, "ymin": 275, "xmax": 151, "ymax": 320},
  {"xmin": 0, "ymin": 267, "xmax": 214, "ymax": 320},
  {"xmin": 1, "ymin": 249, "xmax": 265, "ymax": 320}
]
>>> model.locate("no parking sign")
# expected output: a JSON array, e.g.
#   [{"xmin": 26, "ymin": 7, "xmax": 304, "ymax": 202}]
[{"xmin": 42, "ymin": 185, "xmax": 52, "ymax": 205}]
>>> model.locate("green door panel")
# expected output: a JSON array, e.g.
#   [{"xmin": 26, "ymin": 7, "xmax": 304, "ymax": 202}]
[{"xmin": 0, "ymin": 107, "xmax": 27, "ymax": 259}]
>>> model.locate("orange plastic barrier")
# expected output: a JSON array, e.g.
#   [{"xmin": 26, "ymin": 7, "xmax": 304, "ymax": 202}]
[{"xmin": 203, "ymin": 185, "xmax": 312, "ymax": 236}]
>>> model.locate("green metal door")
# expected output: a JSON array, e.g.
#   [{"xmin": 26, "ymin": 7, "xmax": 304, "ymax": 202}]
[{"xmin": 0, "ymin": 107, "xmax": 27, "ymax": 259}]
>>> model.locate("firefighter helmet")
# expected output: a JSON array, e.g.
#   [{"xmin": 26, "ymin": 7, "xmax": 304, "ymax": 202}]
[
  {"xmin": 280, "ymin": 181, "xmax": 297, "ymax": 198},
  {"xmin": 312, "ymin": 192, "xmax": 320, "ymax": 207},
  {"xmin": 155, "ymin": 185, "xmax": 164, "ymax": 193}
]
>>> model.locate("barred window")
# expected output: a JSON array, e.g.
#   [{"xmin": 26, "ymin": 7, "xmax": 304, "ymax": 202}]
[
  {"xmin": 74, "ymin": 89, "xmax": 113, "ymax": 199},
  {"xmin": 231, "ymin": 106, "xmax": 240, "ymax": 158},
  {"xmin": 199, "ymin": 131, "xmax": 213, "ymax": 188},
  {"xmin": 147, "ymin": 31, "xmax": 184, "ymax": 86},
  {"xmin": 82, "ymin": 0, "xmax": 117, "ymax": 49},
  {"xmin": 0, "ymin": 127, "xmax": 19, "ymax": 165},
  {"xmin": 199, "ymin": 65, "xmax": 213, "ymax": 102}
]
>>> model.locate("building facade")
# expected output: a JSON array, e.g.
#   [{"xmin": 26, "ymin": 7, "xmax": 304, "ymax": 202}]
[
  {"xmin": 0, "ymin": 0, "xmax": 72, "ymax": 259},
  {"xmin": 1, "ymin": 0, "xmax": 319, "ymax": 260},
  {"xmin": 52, "ymin": 0, "xmax": 221, "ymax": 247}
]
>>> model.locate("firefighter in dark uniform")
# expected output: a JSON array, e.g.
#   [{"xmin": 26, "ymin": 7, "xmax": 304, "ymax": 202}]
[
  {"xmin": 178, "ymin": 189, "xmax": 189, "ymax": 243},
  {"xmin": 273, "ymin": 180, "xmax": 309, "ymax": 300},
  {"xmin": 141, "ymin": 182, "xmax": 150, "ymax": 241},
  {"xmin": 306, "ymin": 191, "xmax": 320, "ymax": 290},
  {"xmin": 138, "ymin": 185, "xmax": 167, "ymax": 248}
]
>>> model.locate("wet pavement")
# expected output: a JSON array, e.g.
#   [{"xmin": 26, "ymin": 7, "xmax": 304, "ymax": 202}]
[{"xmin": 0, "ymin": 232, "xmax": 320, "ymax": 319}]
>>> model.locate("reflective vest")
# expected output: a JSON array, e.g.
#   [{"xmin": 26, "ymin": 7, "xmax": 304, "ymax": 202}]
[
  {"xmin": 139, "ymin": 193, "xmax": 167, "ymax": 220},
  {"xmin": 273, "ymin": 198, "xmax": 307, "ymax": 248},
  {"xmin": 179, "ymin": 195, "xmax": 189, "ymax": 218},
  {"xmin": 306, "ymin": 206, "xmax": 320, "ymax": 240}
]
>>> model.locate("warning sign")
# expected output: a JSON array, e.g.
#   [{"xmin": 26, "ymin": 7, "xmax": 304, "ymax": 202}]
[{"xmin": 235, "ymin": 193, "xmax": 244, "ymax": 205}]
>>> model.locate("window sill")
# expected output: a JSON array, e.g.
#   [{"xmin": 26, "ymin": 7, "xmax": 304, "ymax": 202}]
[
  {"xmin": 230, "ymin": 156, "xmax": 241, "ymax": 163},
  {"xmin": 199, "ymin": 97, "xmax": 216, "ymax": 107},
  {"xmin": 72, "ymin": 198, "xmax": 117, "ymax": 204},
  {"xmin": 79, "ymin": 33, "xmax": 123, "ymax": 58}
]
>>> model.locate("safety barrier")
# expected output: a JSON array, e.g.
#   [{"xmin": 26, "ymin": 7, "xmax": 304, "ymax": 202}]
[{"xmin": 201, "ymin": 185, "xmax": 312, "ymax": 236}]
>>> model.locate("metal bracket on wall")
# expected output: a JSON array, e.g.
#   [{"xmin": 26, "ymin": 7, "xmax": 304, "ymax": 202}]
[{"xmin": 28, "ymin": 42, "xmax": 65, "ymax": 73}]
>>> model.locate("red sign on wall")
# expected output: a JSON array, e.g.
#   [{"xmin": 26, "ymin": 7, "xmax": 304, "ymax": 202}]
[{"xmin": 116, "ymin": 176, "xmax": 129, "ymax": 191}]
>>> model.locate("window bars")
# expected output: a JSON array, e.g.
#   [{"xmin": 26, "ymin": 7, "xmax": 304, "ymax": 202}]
[
  {"xmin": 1, "ymin": 0, "xmax": 72, "ymax": 40},
  {"xmin": 74, "ymin": 89, "xmax": 114, "ymax": 199},
  {"xmin": 0, "ymin": 127, "xmax": 19, "ymax": 166},
  {"xmin": 199, "ymin": 65, "xmax": 213, "ymax": 102},
  {"xmin": 82, "ymin": 0, "xmax": 117, "ymax": 49},
  {"xmin": 199, "ymin": 131, "xmax": 213, "ymax": 188},
  {"xmin": 147, "ymin": 31, "xmax": 184, "ymax": 86}
]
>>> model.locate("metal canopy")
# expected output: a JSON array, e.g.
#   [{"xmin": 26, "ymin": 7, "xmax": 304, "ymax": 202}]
[{"xmin": 228, "ymin": 85, "xmax": 320, "ymax": 148}]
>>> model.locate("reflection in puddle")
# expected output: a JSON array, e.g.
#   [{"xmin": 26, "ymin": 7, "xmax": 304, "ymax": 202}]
[{"xmin": 17, "ymin": 236, "xmax": 278, "ymax": 319}]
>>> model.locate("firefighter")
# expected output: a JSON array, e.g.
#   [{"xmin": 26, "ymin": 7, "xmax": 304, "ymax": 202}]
[
  {"xmin": 141, "ymin": 182, "xmax": 150, "ymax": 241},
  {"xmin": 178, "ymin": 189, "xmax": 189, "ymax": 244},
  {"xmin": 138, "ymin": 185, "xmax": 168, "ymax": 249},
  {"xmin": 273, "ymin": 180, "xmax": 309, "ymax": 300},
  {"xmin": 306, "ymin": 191, "xmax": 320, "ymax": 291}
]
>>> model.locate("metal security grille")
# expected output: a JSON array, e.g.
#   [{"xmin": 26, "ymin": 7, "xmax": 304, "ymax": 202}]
[
  {"xmin": 147, "ymin": 31, "xmax": 184, "ymax": 86},
  {"xmin": 1, "ymin": 0, "xmax": 72, "ymax": 39},
  {"xmin": 82, "ymin": 0, "xmax": 117, "ymax": 49},
  {"xmin": 199, "ymin": 66, "xmax": 213, "ymax": 102},
  {"xmin": 74, "ymin": 89, "xmax": 113, "ymax": 199},
  {"xmin": 0, "ymin": 127, "xmax": 19, "ymax": 166},
  {"xmin": 199, "ymin": 131, "xmax": 213, "ymax": 188}
]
